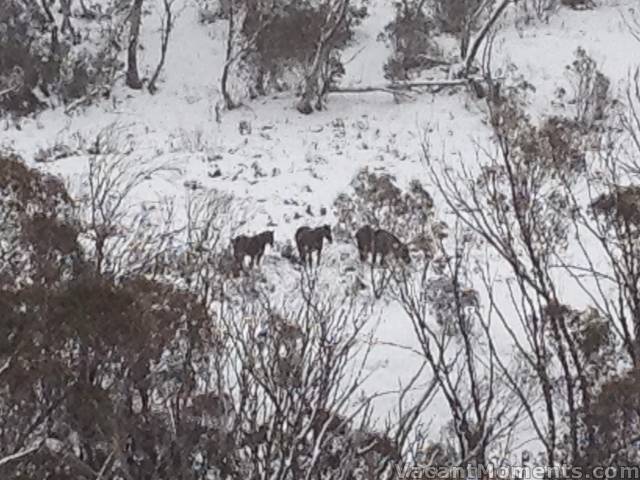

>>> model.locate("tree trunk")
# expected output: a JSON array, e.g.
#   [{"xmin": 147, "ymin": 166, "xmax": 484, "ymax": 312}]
[
  {"xmin": 221, "ymin": 1, "xmax": 255, "ymax": 109},
  {"xmin": 126, "ymin": 0, "xmax": 144, "ymax": 90},
  {"xmin": 296, "ymin": 44, "xmax": 330, "ymax": 115},
  {"xmin": 148, "ymin": 0, "xmax": 174, "ymax": 94},
  {"xmin": 296, "ymin": 0, "xmax": 349, "ymax": 115},
  {"xmin": 463, "ymin": 0, "xmax": 511, "ymax": 77},
  {"xmin": 60, "ymin": 0, "xmax": 77, "ymax": 42}
]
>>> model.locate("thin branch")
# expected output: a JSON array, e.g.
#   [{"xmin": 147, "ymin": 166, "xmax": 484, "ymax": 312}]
[{"xmin": 0, "ymin": 445, "xmax": 41, "ymax": 468}]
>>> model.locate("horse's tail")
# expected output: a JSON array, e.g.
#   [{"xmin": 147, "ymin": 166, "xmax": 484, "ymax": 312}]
[
  {"xmin": 231, "ymin": 236, "xmax": 244, "ymax": 259},
  {"xmin": 294, "ymin": 231, "xmax": 306, "ymax": 262}
]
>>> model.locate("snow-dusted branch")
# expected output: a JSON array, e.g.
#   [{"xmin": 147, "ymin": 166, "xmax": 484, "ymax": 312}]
[
  {"xmin": 463, "ymin": 0, "xmax": 513, "ymax": 76},
  {"xmin": 148, "ymin": 0, "xmax": 177, "ymax": 94},
  {"xmin": 0, "ymin": 445, "xmax": 41, "ymax": 468}
]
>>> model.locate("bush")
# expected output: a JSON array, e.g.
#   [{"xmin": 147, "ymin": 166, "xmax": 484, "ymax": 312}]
[
  {"xmin": 591, "ymin": 185, "xmax": 640, "ymax": 231},
  {"xmin": 0, "ymin": 152, "xmax": 79, "ymax": 286},
  {"xmin": 381, "ymin": 2, "xmax": 442, "ymax": 81},
  {"xmin": 196, "ymin": 0, "xmax": 231, "ymax": 23},
  {"xmin": 333, "ymin": 168, "xmax": 438, "ymax": 257},
  {"xmin": 564, "ymin": 47, "xmax": 616, "ymax": 130},
  {"xmin": 245, "ymin": 0, "xmax": 368, "ymax": 94},
  {"xmin": 433, "ymin": 0, "xmax": 484, "ymax": 34},
  {"xmin": 515, "ymin": 0, "xmax": 560, "ymax": 24},
  {"xmin": 561, "ymin": 0, "xmax": 595, "ymax": 9},
  {"xmin": 0, "ymin": 156, "xmax": 414, "ymax": 480},
  {"xmin": 0, "ymin": 0, "xmax": 124, "ymax": 116}
]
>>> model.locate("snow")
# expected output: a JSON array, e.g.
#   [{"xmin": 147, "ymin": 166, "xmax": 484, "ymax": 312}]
[{"xmin": 3, "ymin": 0, "xmax": 640, "ymax": 444}]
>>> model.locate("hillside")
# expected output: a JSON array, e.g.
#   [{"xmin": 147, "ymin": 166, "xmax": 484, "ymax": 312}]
[{"xmin": 2, "ymin": 0, "xmax": 640, "ymax": 476}]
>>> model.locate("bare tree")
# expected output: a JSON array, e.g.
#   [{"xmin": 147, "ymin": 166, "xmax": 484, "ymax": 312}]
[
  {"xmin": 221, "ymin": 0, "xmax": 274, "ymax": 110},
  {"xmin": 460, "ymin": 0, "xmax": 513, "ymax": 78},
  {"xmin": 388, "ymin": 220, "xmax": 525, "ymax": 470},
  {"xmin": 421, "ymin": 81, "xmax": 624, "ymax": 467},
  {"xmin": 126, "ymin": 0, "xmax": 145, "ymax": 89},
  {"xmin": 621, "ymin": 7, "xmax": 640, "ymax": 44},
  {"xmin": 148, "ymin": 0, "xmax": 177, "ymax": 94},
  {"xmin": 78, "ymin": 123, "xmax": 179, "ymax": 275},
  {"xmin": 296, "ymin": 0, "xmax": 350, "ymax": 114},
  {"xmin": 60, "ymin": 0, "xmax": 78, "ymax": 41}
]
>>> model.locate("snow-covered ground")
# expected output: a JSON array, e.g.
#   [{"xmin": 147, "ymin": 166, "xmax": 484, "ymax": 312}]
[{"xmin": 3, "ymin": 0, "xmax": 639, "ymax": 439}]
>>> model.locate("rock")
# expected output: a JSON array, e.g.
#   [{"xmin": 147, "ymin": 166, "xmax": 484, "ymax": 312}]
[
  {"xmin": 239, "ymin": 120, "xmax": 252, "ymax": 135},
  {"xmin": 184, "ymin": 180, "xmax": 203, "ymax": 190}
]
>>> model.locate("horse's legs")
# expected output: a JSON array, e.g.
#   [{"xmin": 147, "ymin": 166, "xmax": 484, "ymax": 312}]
[
  {"xmin": 235, "ymin": 254, "xmax": 245, "ymax": 274},
  {"xmin": 316, "ymin": 245, "xmax": 322, "ymax": 266},
  {"xmin": 297, "ymin": 242, "xmax": 306, "ymax": 266}
]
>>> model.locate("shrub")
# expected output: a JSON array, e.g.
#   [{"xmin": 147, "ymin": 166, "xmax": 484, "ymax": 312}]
[
  {"xmin": 0, "ymin": 0, "xmax": 124, "ymax": 116},
  {"xmin": 0, "ymin": 152, "xmax": 79, "ymax": 286},
  {"xmin": 381, "ymin": 2, "xmax": 442, "ymax": 81},
  {"xmin": 565, "ymin": 47, "xmax": 616, "ymax": 130},
  {"xmin": 245, "ymin": 0, "xmax": 368, "ymax": 94},
  {"xmin": 515, "ymin": 0, "xmax": 559, "ymax": 24},
  {"xmin": 561, "ymin": 0, "xmax": 595, "ymax": 9},
  {"xmin": 432, "ymin": 0, "xmax": 484, "ymax": 34},
  {"xmin": 591, "ymin": 185, "xmax": 640, "ymax": 231},
  {"xmin": 197, "ymin": 0, "xmax": 231, "ymax": 23},
  {"xmin": 0, "ymin": 155, "xmax": 413, "ymax": 480},
  {"xmin": 333, "ymin": 168, "xmax": 438, "ymax": 257}
]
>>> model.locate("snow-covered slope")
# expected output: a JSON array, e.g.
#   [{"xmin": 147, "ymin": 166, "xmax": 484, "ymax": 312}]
[{"xmin": 3, "ymin": 0, "xmax": 639, "ymax": 435}]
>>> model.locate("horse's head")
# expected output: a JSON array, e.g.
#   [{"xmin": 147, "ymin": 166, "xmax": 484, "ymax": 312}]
[
  {"xmin": 322, "ymin": 225, "xmax": 333, "ymax": 243},
  {"xmin": 399, "ymin": 243, "xmax": 411, "ymax": 264},
  {"xmin": 265, "ymin": 230, "xmax": 275, "ymax": 246}
]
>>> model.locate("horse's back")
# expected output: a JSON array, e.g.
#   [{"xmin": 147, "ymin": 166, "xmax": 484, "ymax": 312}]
[
  {"xmin": 374, "ymin": 228, "xmax": 400, "ymax": 250},
  {"xmin": 232, "ymin": 235, "xmax": 247, "ymax": 249},
  {"xmin": 295, "ymin": 226, "xmax": 311, "ymax": 243},
  {"xmin": 355, "ymin": 225, "xmax": 373, "ymax": 245}
]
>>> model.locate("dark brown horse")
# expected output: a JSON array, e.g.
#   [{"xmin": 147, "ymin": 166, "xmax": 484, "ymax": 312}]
[
  {"xmin": 232, "ymin": 230, "xmax": 274, "ymax": 268},
  {"xmin": 295, "ymin": 225, "xmax": 332, "ymax": 268},
  {"xmin": 355, "ymin": 224, "xmax": 375, "ymax": 262},
  {"xmin": 373, "ymin": 229, "xmax": 411, "ymax": 266}
]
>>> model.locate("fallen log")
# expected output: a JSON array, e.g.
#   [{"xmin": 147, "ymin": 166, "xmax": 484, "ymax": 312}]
[{"xmin": 328, "ymin": 77, "xmax": 476, "ymax": 96}]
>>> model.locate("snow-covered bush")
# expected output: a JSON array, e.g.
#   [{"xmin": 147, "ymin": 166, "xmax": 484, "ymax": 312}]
[
  {"xmin": 0, "ymin": 0, "xmax": 124, "ymax": 116},
  {"xmin": 250, "ymin": 0, "xmax": 368, "ymax": 93},
  {"xmin": 381, "ymin": 1, "xmax": 442, "ymax": 81},
  {"xmin": 515, "ymin": 0, "xmax": 560, "ymax": 24},
  {"xmin": 0, "ymin": 151, "xmax": 78, "ymax": 287},
  {"xmin": 196, "ymin": 0, "xmax": 231, "ymax": 23},
  {"xmin": 221, "ymin": 0, "xmax": 367, "ymax": 110},
  {"xmin": 0, "ymin": 155, "xmax": 423, "ymax": 479},
  {"xmin": 432, "ymin": 0, "xmax": 484, "ymax": 34},
  {"xmin": 565, "ymin": 47, "xmax": 616, "ymax": 130},
  {"xmin": 560, "ymin": 0, "xmax": 595, "ymax": 10},
  {"xmin": 333, "ymin": 168, "xmax": 439, "ymax": 257},
  {"xmin": 591, "ymin": 185, "xmax": 640, "ymax": 232}
]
